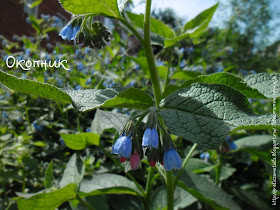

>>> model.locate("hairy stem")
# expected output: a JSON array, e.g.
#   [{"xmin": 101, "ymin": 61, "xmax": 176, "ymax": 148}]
[
  {"xmin": 144, "ymin": 0, "xmax": 162, "ymax": 107},
  {"xmin": 144, "ymin": 167, "xmax": 154, "ymax": 209},
  {"xmin": 166, "ymin": 170, "xmax": 174, "ymax": 210}
]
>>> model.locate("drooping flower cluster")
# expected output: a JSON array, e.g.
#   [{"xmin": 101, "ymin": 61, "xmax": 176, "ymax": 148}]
[
  {"xmin": 111, "ymin": 111, "xmax": 182, "ymax": 171},
  {"xmin": 59, "ymin": 16, "xmax": 111, "ymax": 49}
]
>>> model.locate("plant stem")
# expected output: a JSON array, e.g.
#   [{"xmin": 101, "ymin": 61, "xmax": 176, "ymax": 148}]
[
  {"xmin": 166, "ymin": 170, "xmax": 174, "ymax": 210},
  {"xmin": 164, "ymin": 60, "xmax": 171, "ymax": 90},
  {"xmin": 144, "ymin": 0, "xmax": 162, "ymax": 107},
  {"xmin": 215, "ymin": 153, "xmax": 221, "ymax": 185},
  {"xmin": 174, "ymin": 143, "xmax": 198, "ymax": 186},
  {"xmin": 76, "ymin": 195, "xmax": 95, "ymax": 210},
  {"xmin": 119, "ymin": 19, "xmax": 144, "ymax": 45},
  {"xmin": 144, "ymin": 167, "xmax": 154, "ymax": 209}
]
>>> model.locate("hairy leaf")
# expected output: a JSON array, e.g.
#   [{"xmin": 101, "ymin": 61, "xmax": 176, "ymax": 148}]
[
  {"xmin": 91, "ymin": 109, "xmax": 130, "ymax": 135},
  {"xmin": 60, "ymin": 153, "xmax": 85, "ymax": 188},
  {"xmin": 0, "ymin": 70, "xmax": 72, "ymax": 103},
  {"xmin": 244, "ymin": 73, "xmax": 280, "ymax": 98},
  {"xmin": 0, "ymin": 70, "xmax": 153, "ymax": 111},
  {"xmin": 163, "ymin": 72, "xmax": 267, "ymax": 98},
  {"xmin": 59, "ymin": 0, "xmax": 125, "ymax": 19},
  {"xmin": 159, "ymin": 83, "xmax": 278, "ymax": 149},
  {"xmin": 65, "ymin": 88, "xmax": 153, "ymax": 111},
  {"xmin": 178, "ymin": 170, "xmax": 241, "ymax": 210},
  {"xmin": 79, "ymin": 173, "xmax": 140, "ymax": 197}
]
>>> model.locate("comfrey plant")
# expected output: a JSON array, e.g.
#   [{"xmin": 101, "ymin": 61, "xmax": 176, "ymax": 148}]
[
  {"xmin": 111, "ymin": 110, "xmax": 183, "ymax": 171},
  {"xmin": 0, "ymin": 0, "xmax": 279, "ymax": 209}
]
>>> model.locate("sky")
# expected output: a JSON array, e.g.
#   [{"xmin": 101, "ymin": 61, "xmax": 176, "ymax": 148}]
[{"xmin": 131, "ymin": 0, "xmax": 218, "ymax": 21}]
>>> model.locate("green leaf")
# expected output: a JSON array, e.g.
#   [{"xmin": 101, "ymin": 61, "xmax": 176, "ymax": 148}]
[
  {"xmin": 151, "ymin": 186, "xmax": 197, "ymax": 210},
  {"xmin": 30, "ymin": 0, "xmax": 43, "ymax": 8},
  {"xmin": 0, "ymin": 70, "xmax": 72, "ymax": 103},
  {"xmin": 17, "ymin": 184, "xmax": 77, "ymax": 210},
  {"xmin": 0, "ymin": 70, "xmax": 153, "ymax": 111},
  {"xmin": 164, "ymin": 3, "xmax": 218, "ymax": 47},
  {"xmin": 65, "ymin": 88, "xmax": 153, "ymax": 111},
  {"xmin": 91, "ymin": 109, "xmax": 130, "ymax": 135},
  {"xmin": 60, "ymin": 133, "xmax": 100, "ymax": 150},
  {"xmin": 159, "ymin": 83, "xmax": 278, "ymax": 149},
  {"xmin": 244, "ymin": 73, "xmax": 280, "ymax": 98},
  {"xmin": 79, "ymin": 173, "xmax": 141, "ymax": 197},
  {"xmin": 58, "ymin": 0, "xmax": 125, "ymax": 19},
  {"xmin": 171, "ymin": 70, "xmax": 201, "ymax": 80},
  {"xmin": 234, "ymin": 135, "xmax": 280, "ymax": 150},
  {"xmin": 163, "ymin": 72, "xmax": 267, "ymax": 99},
  {"xmin": 178, "ymin": 170, "xmax": 241, "ymax": 210},
  {"xmin": 126, "ymin": 12, "xmax": 175, "ymax": 38},
  {"xmin": 183, "ymin": 3, "xmax": 218, "ymax": 33},
  {"xmin": 60, "ymin": 153, "xmax": 85, "ymax": 188},
  {"xmin": 185, "ymin": 158, "xmax": 215, "ymax": 174},
  {"xmin": 219, "ymin": 165, "xmax": 236, "ymax": 181},
  {"xmin": 231, "ymin": 187, "xmax": 273, "ymax": 210},
  {"xmin": 44, "ymin": 161, "xmax": 54, "ymax": 189},
  {"xmin": 158, "ymin": 66, "xmax": 168, "ymax": 80}
]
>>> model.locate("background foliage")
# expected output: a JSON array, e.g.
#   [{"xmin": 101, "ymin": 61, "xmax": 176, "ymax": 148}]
[{"xmin": 0, "ymin": 0, "xmax": 279, "ymax": 209}]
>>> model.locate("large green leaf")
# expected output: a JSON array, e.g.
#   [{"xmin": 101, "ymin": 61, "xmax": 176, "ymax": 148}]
[
  {"xmin": 0, "ymin": 70, "xmax": 153, "ymax": 111},
  {"xmin": 159, "ymin": 83, "xmax": 279, "ymax": 149},
  {"xmin": 60, "ymin": 133, "xmax": 100, "ymax": 150},
  {"xmin": 164, "ymin": 3, "xmax": 218, "ymax": 47},
  {"xmin": 44, "ymin": 161, "xmax": 54, "ymax": 189},
  {"xmin": 151, "ymin": 186, "xmax": 197, "ymax": 210},
  {"xmin": 59, "ymin": 0, "xmax": 126, "ymax": 19},
  {"xmin": 91, "ymin": 109, "xmax": 130, "ymax": 135},
  {"xmin": 17, "ymin": 184, "xmax": 77, "ymax": 210},
  {"xmin": 126, "ymin": 12, "xmax": 175, "ymax": 38},
  {"xmin": 163, "ymin": 72, "xmax": 267, "ymax": 99},
  {"xmin": 60, "ymin": 153, "xmax": 85, "ymax": 188},
  {"xmin": 65, "ymin": 88, "xmax": 153, "ymax": 111},
  {"xmin": 178, "ymin": 170, "xmax": 241, "ymax": 210},
  {"xmin": 79, "ymin": 173, "xmax": 141, "ymax": 197},
  {"xmin": 244, "ymin": 73, "xmax": 280, "ymax": 98},
  {"xmin": 0, "ymin": 70, "xmax": 72, "ymax": 103}
]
